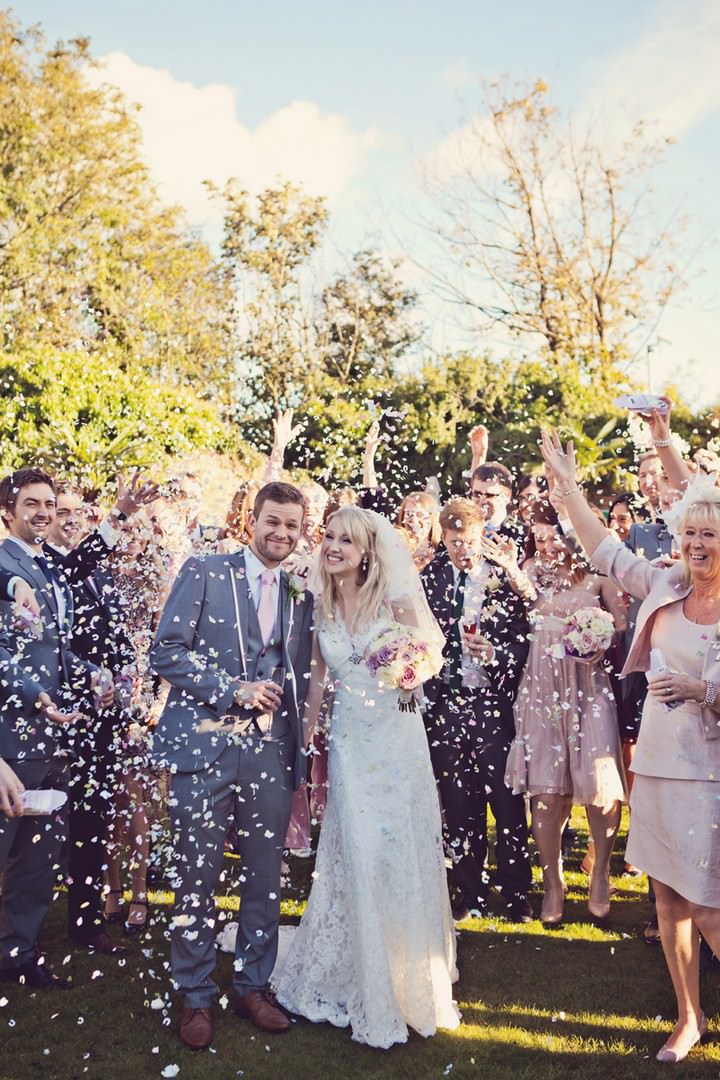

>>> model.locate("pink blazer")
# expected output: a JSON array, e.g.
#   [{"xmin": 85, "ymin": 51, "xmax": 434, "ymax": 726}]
[{"xmin": 591, "ymin": 535, "xmax": 720, "ymax": 741}]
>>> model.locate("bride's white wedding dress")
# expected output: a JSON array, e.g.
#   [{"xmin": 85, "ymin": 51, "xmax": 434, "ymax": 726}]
[{"xmin": 275, "ymin": 614, "xmax": 460, "ymax": 1048}]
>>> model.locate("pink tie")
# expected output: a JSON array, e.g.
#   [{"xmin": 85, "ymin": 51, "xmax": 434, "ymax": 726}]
[{"xmin": 257, "ymin": 570, "xmax": 277, "ymax": 645}]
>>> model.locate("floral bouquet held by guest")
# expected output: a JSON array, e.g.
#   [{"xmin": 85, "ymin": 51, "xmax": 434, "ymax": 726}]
[
  {"xmin": 366, "ymin": 623, "xmax": 444, "ymax": 711},
  {"xmin": 560, "ymin": 607, "xmax": 615, "ymax": 663}
]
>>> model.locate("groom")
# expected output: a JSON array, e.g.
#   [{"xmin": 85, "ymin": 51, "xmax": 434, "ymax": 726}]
[{"xmin": 151, "ymin": 481, "xmax": 314, "ymax": 1050}]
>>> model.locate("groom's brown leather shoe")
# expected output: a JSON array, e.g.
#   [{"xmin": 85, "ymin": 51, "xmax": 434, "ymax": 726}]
[
  {"xmin": 234, "ymin": 989, "xmax": 290, "ymax": 1034},
  {"xmin": 179, "ymin": 1007, "xmax": 214, "ymax": 1050}
]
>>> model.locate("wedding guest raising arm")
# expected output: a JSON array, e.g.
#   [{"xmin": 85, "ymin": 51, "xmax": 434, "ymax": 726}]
[
  {"xmin": 264, "ymin": 408, "xmax": 304, "ymax": 482},
  {"xmin": 541, "ymin": 426, "xmax": 720, "ymax": 1065}
]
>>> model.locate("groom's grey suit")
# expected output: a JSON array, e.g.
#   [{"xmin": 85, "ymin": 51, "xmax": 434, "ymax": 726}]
[{"xmin": 151, "ymin": 549, "xmax": 314, "ymax": 1007}]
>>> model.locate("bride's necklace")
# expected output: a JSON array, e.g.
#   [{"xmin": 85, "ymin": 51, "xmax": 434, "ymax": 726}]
[{"xmin": 334, "ymin": 606, "xmax": 365, "ymax": 664}]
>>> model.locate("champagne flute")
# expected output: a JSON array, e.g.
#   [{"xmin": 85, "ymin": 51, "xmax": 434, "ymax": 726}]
[
  {"xmin": 259, "ymin": 666, "xmax": 286, "ymax": 739},
  {"xmin": 462, "ymin": 611, "xmax": 480, "ymax": 664}
]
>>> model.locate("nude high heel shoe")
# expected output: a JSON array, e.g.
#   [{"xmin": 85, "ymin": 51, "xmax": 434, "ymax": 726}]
[
  {"xmin": 656, "ymin": 1014, "xmax": 708, "ymax": 1064},
  {"xmin": 587, "ymin": 868, "xmax": 611, "ymax": 920},
  {"xmin": 540, "ymin": 877, "xmax": 565, "ymax": 928}
]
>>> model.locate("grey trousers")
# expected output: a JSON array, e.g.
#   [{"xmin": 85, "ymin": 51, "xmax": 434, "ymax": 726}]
[
  {"xmin": 169, "ymin": 734, "xmax": 295, "ymax": 1007},
  {"xmin": 0, "ymin": 761, "xmax": 66, "ymax": 968}
]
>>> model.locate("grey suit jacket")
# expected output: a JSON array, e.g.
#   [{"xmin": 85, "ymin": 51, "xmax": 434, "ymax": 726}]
[
  {"xmin": 0, "ymin": 539, "xmax": 95, "ymax": 761},
  {"xmin": 150, "ymin": 550, "xmax": 314, "ymax": 785}
]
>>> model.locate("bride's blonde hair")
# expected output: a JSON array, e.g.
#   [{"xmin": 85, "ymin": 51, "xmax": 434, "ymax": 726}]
[{"xmin": 317, "ymin": 506, "xmax": 392, "ymax": 631}]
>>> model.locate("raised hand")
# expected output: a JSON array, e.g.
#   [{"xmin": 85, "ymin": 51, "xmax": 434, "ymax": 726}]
[
  {"xmin": 272, "ymin": 408, "xmax": 303, "ymax": 456},
  {"xmin": 364, "ymin": 419, "xmax": 381, "ymax": 460},
  {"xmin": 539, "ymin": 430, "xmax": 577, "ymax": 489},
  {"xmin": 469, "ymin": 424, "xmax": 489, "ymax": 468},
  {"xmin": 639, "ymin": 395, "xmax": 672, "ymax": 444},
  {"xmin": 694, "ymin": 447, "xmax": 720, "ymax": 475},
  {"xmin": 363, "ymin": 418, "xmax": 382, "ymax": 489},
  {"xmin": 116, "ymin": 471, "xmax": 161, "ymax": 516},
  {"xmin": 480, "ymin": 532, "xmax": 520, "ymax": 574}
]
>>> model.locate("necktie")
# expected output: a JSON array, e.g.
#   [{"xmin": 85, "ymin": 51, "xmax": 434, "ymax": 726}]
[
  {"xmin": 35, "ymin": 554, "xmax": 69, "ymax": 628},
  {"xmin": 257, "ymin": 570, "xmax": 277, "ymax": 646},
  {"xmin": 448, "ymin": 570, "xmax": 467, "ymax": 692},
  {"xmin": 36, "ymin": 554, "xmax": 61, "ymax": 588}
]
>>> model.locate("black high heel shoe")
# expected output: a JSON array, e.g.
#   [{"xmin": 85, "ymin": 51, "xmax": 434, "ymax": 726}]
[
  {"xmin": 124, "ymin": 898, "xmax": 149, "ymax": 936},
  {"xmin": 103, "ymin": 888, "xmax": 126, "ymax": 926}
]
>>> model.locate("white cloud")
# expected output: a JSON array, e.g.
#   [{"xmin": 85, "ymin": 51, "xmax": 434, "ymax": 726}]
[
  {"xmin": 85, "ymin": 52, "xmax": 382, "ymax": 226},
  {"xmin": 587, "ymin": 0, "xmax": 720, "ymax": 138}
]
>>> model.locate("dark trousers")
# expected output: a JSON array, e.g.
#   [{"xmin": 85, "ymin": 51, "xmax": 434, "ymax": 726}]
[
  {"xmin": 426, "ymin": 692, "xmax": 531, "ymax": 907},
  {"xmin": 65, "ymin": 719, "xmax": 117, "ymax": 941},
  {"xmin": 0, "ymin": 761, "xmax": 67, "ymax": 967}
]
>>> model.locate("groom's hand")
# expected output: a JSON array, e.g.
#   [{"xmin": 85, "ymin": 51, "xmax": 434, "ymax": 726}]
[{"xmin": 233, "ymin": 680, "xmax": 284, "ymax": 712}]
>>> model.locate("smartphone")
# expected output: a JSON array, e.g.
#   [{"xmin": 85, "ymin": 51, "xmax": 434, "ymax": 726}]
[{"xmin": 614, "ymin": 394, "xmax": 669, "ymax": 413}]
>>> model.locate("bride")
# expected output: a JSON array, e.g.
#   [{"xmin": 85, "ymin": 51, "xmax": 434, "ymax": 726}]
[{"xmin": 275, "ymin": 506, "xmax": 461, "ymax": 1048}]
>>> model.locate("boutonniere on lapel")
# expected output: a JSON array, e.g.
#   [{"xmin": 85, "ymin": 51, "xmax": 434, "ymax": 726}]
[
  {"xmin": 200, "ymin": 526, "xmax": 221, "ymax": 545},
  {"xmin": 287, "ymin": 573, "xmax": 308, "ymax": 604},
  {"xmin": 283, "ymin": 552, "xmax": 312, "ymax": 604}
]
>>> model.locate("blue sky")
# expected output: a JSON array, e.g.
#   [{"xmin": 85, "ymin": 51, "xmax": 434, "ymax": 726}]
[{"xmin": 17, "ymin": 0, "xmax": 720, "ymax": 406}]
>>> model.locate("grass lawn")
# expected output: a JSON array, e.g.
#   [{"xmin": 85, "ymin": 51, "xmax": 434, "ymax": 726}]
[{"xmin": 1, "ymin": 809, "xmax": 719, "ymax": 1080}]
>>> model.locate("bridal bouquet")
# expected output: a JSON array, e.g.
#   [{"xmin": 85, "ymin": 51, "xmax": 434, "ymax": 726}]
[
  {"xmin": 561, "ymin": 607, "xmax": 615, "ymax": 661},
  {"xmin": 365, "ymin": 623, "xmax": 444, "ymax": 712}
]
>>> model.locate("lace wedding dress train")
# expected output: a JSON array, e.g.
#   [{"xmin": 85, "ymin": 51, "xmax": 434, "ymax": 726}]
[{"xmin": 275, "ymin": 617, "xmax": 460, "ymax": 1048}]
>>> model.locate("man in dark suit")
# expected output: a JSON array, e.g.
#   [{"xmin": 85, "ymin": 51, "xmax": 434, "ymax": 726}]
[
  {"xmin": 45, "ymin": 483, "xmax": 147, "ymax": 955},
  {"xmin": 421, "ymin": 497, "xmax": 532, "ymax": 922},
  {"xmin": 468, "ymin": 462, "xmax": 527, "ymax": 547},
  {"xmin": 0, "ymin": 467, "xmax": 116, "ymax": 989}
]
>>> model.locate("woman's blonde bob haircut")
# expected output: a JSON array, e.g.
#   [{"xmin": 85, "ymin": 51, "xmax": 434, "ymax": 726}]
[
  {"xmin": 316, "ymin": 506, "xmax": 392, "ymax": 631},
  {"xmin": 677, "ymin": 492, "xmax": 720, "ymax": 586}
]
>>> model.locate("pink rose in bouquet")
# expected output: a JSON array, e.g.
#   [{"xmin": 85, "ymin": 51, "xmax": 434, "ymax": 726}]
[
  {"xmin": 365, "ymin": 623, "xmax": 444, "ymax": 711},
  {"xmin": 562, "ymin": 607, "xmax": 615, "ymax": 662}
]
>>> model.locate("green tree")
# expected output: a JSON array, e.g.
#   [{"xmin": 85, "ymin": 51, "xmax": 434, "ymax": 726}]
[
  {"xmin": 211, "ymin": 179, "xmax": 328, "ymax": 412},
  {"xmin": 0, "ymin": 13, "xmax": 233, "ymax": 395},
  {"xmin": 0, "ymin": 347, "xmax": 246, "ymax": 495},
  {"xmin": 315, "ymin": 249, "xmax": 422, "ymax": 382}
]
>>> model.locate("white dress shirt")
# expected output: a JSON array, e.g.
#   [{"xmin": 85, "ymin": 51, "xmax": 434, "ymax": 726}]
[{"xmin": 6, "ymin": 536, "xmax": 67, "ymax": 627}]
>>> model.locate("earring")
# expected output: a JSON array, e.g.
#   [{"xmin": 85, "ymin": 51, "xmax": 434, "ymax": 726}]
[{"xmin": 361, "ymin": 555, "xmax": 369, "ymax": 573}]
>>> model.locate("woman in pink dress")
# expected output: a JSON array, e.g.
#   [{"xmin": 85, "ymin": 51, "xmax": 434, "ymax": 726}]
[{"xmin": 505, "ymin": 501, "xmax": 627, "ymax": 927}]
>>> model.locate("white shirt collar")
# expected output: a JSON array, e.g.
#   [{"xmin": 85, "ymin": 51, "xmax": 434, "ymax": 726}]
[
  {"xmin": 48, "ymin": 542, "xmax": 72, "ymax": 556},
  {"xmin": 6, "ymin": 535, "xmax": 44, "ymax": 560},
  {"xmin": 244, "ymin": 544, "xmax": 281, "ymax": 585}
]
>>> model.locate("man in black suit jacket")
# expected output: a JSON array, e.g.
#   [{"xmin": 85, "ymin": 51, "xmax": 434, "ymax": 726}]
[
  {"xmin": 468, "ymin": 462, "xmax": 527, "ymax": 548},
  {"xmin": 43, "ymin": 478, "xmax": 159, "ymax": 953},
  {"xmin": 0, "ymin": 467, "xmax": 117, "ymax": 989},
  {"xmin": 421, "ymin": 497, "xmax": 532, "ymax": 922}
]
